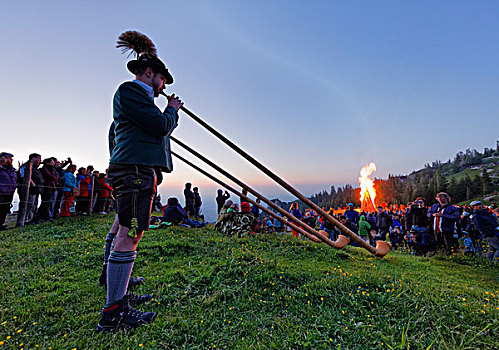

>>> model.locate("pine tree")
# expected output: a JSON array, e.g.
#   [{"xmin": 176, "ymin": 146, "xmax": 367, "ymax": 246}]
[{"xmin": 481, "ymin": 168, "xmax": 492, "ymax": 196}]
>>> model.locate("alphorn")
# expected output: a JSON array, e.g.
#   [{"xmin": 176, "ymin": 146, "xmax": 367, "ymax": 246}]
[
  {"xmin": 172, "ymin": 151, "xmax": 348, "ymax": 246},
  {"xmin": 170, "ymin": 137, "xmax": 349, "ymax": 249},
  {"xmin": 161, "ymin": 92, "xmax": 391, "ymax": 257}
]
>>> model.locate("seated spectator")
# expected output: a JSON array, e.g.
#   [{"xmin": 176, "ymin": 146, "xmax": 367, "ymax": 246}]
[
  {"xmin": 228, "ymin": 203, "xmax": 239, "ymax": 213},
  {"xmin": 264, "ymin": 216, "xmax": 274, "ymax": 233},
  {"xmin": 302, "ymin": 211, "xmax": 316, "ymax": 229},
  {"xmin": 162, "ymin": 197, "xmax": 204, "ymax": 227},
  {"xmin": 217, "ymin": 200, "xmax": 233, "ymax": 220},
  {"xmin": 470, "ymin": 200, "xmax": 499, "ymax": 261},
  {"xmin": 405, "ymin": 226, "xmax": 436, "ymax": 256},
  {"xmin": 389, "ymin": 227, "xmax": 403, "ymax": 250},
  {"xmin": 215, "ymin": 201, "xmax": 257, "ymax": 237},
  {"xmin": 152, "ymin": 194, "xmax": 164, "ymax": 212},
  {"xmin": 462, "ymin": 232, "xmax": 475, "ymax": 255}
]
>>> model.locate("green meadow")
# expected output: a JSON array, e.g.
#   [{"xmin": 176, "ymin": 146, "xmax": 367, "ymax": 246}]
[{"xmin": 0, "ymin": 215, "xmax": 497, "ymax": 349}]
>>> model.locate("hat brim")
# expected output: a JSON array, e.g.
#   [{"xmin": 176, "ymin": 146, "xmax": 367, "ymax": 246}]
[{"xmin": 127, "ymin": 60, "xmax": 174, "ymax": 85}]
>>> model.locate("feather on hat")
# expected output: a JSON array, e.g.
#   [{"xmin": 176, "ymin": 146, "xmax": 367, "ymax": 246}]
[{"xmin": 117, "ymin": 30, "xmax": 173, "ymax": 84}]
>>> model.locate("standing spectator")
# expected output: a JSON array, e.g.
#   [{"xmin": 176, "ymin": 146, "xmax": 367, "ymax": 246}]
[
  {"xmin": 239, "ymin": 188, "xmax": 248, "ymax": 205},
  {"xmin": 85, "ymin": 165, "xmax": 94, "ymax": 213},
  {"xmin": 76, "ymin": 167, "xmax": 91, "ymax": 215},
  {"xmin": 358, "ymin": 215, "xmax": 371, "ymax": 242},
  {"xmin": 322, "ymin": 209, "xmax": 337, "ymax": 241},
  {"xmin": 90, "ymin": 170, "xmax": 101, "ymax": 214},
  {"xmin": 17, "ymin": 153, "xmax": 43, "ymax": 225},
  {"xmin": 0, "ymin": 152, "xmax": 17, "ymax": 230},
  {"xmin": 376, "ymin": 206, "xmax": 393, "ymax": 241},
  {"xmin": 52, "ymin": 157, "xmax": 72, "ymax": 217},
  {"xmin": 193, "ymin": 187, "xmax": 203, "ymax": 221},
  {"xmin": 216, "ymin": 189, "xmax": 230, "ymax": 215},
  {"xmin": 36, "ymin": 158, "xmax": 59, "ymax": 222},
  {"xmin": 273, "ymin": 212, "xmax": 283, "ymax": 234},
  {"xmin": 59, "ymin": 164, "xmax": 77, "ymax": 217},
  {"xmin": 251, "ymin": 198, "xmax": 262, "ymax": 219},
  {"xmin": 427, "ymin": 192, "xmax": 460, "ymax": 254},
  {"xmin": 405, "ymin": 198, "xmax": 428, "ymax": 232},
  {"xmin": 289, "ymin": 202, "xmax": 303, "ymax": 238},
  {"xmin": 183, "ymin": 182, "xmax": 195, "ymax": 217},
  {"xmin": 98, "ymin": 173, "xmax": 114, "ymax": 214},
  {"xmin": 470, "ymin": 200, "xmax": 499, "ymax": 261},
  {"xmin": 344, "ymin": 203, "xmax": 360, "ymax": 228}
]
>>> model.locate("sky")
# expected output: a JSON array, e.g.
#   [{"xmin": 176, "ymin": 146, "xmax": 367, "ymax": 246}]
[{"xmin": 1, "ymin": 1, "xmax": 499, "ymax": 213}]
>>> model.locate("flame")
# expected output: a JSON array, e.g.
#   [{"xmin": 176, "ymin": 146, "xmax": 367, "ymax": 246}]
[{"xmin": 359, "ymin": 162, "xmax": 377, "ymax": 212}]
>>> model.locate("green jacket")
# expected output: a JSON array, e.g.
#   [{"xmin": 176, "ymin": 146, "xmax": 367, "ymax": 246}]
[
  {"xmin": 358, "ymin": 215, "xmax": 371, "ymax": 236},
  {"xmin": 109, "ymin": 82, "xmax": 178, "ymax": 172}
]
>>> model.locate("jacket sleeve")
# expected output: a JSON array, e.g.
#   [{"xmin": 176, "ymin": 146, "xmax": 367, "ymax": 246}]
[
  {"xmin": 100, "ymin": 180, "xmax": 113, "ymax": 192},
  {"xmin": 119, "ymin": 83, "xmax": 178, "ymax": 138},
  {"xmin": 442, "ymin": 206, "xmax": 460, "ymax": 221}
]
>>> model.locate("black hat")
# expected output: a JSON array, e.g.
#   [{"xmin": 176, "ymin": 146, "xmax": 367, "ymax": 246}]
[
  {"xmin": 117, "ymin": 31, "xmax": 174, "ymax": 84},
  {"xmin": 127, "ymin": 53, "xmax": 173, "ymax": 84},
  {"xmin": 0, "ymin": 152, "xmax": 13, "ymax": 158}
]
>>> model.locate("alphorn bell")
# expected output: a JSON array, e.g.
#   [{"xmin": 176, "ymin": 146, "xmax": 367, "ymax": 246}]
[
  {"xmin": 161, "ymin": 92, "xmax": 391, "ymax": 257},
  {"xmin": 170, "ymin": 138, "xmax": 350, "ymax": 249}
]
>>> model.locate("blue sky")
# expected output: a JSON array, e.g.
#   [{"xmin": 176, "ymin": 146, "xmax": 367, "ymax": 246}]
[{"xmin": 1, "ymin": 1, "xmax": 498, "ymax": 207}]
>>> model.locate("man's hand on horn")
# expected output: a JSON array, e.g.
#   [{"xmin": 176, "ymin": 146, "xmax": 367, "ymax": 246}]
[{"xmin": 167, "ymin": 93, "xmax": 184, "ymax": 112}]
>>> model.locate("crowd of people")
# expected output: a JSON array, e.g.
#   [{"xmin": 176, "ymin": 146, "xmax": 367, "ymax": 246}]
[
  {"xmin": 0, "ymin": 152, "xmax": 116, "ymax": 229},
  {"xmin": 2, "ymin": 151, "xmax": 497, "ymax": 262},
  {"xmin": 277, "ymin": 194, "xmax": 499, "ymax": 261}
]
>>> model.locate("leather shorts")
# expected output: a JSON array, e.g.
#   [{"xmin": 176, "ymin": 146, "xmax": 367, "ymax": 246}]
[{"xmin": 108, "ymin": 164, "xmax": 157, "ymax": 232}]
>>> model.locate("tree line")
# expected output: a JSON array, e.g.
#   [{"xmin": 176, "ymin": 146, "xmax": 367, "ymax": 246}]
[{"xmin": 310, "ymin": 141, "xmax": 499, "ymax": 209}]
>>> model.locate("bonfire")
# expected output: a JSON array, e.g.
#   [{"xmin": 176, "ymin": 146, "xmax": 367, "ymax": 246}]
[{"xmin": 359, "ymin": 162, "xmax": 377, "ymax": 212}]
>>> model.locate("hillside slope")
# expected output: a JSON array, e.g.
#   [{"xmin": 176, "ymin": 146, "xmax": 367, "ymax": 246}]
[{"xmin": 0, "ymin": 216, "xmax": 498, "ymax": 349}]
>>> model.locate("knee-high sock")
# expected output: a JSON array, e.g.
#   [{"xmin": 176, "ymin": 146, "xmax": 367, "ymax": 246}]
[
  {"xmin": 104, "ymin": 232, "xmax": 117, "ymax": 264},
  {"xmin": 105, "ymin": 250, "xmax": 136, "ymax": 307}
]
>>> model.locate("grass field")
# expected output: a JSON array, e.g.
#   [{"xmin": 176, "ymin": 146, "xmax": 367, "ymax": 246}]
[{"xmin": 0, "ymin": 215, "xmax": 498, "ymax": 349}]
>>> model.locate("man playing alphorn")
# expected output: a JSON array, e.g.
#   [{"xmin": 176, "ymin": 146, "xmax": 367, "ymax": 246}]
[{"xmin": 97, "ymin": 31, "xmax": 183, "ymax": 332}]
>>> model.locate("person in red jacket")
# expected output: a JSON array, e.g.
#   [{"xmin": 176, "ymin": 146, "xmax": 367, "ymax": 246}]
[
  {"xmin": 98, "ymin": 173, "xmax": 114, "ymax": 214},
  {"xmin": 76, "ymin": 168, "xmax": 91, "ymax": 215}
]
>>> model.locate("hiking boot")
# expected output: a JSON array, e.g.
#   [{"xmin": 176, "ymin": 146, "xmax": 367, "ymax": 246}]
[
  {"xmin": 96, "ymin": 297, "xmax": 156, "ymax": 332},
  {"xmin": 127, "ymin": 293, "xmax": 152, "ymax": 307}
]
